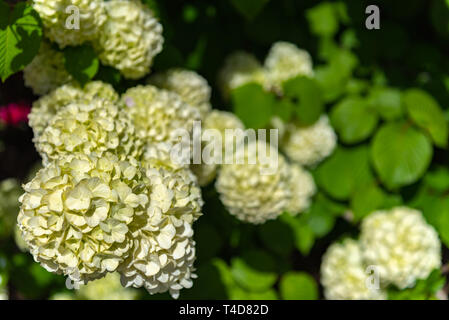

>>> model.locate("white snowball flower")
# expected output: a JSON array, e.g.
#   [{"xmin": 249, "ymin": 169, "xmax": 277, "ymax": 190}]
[
  {"xmin": 321, "ymin": 238, "xmax": 387, "ymax": 300},
  {"xmin": 264, "ymin": 41, "xmax": 314, "ymax": 92},
  {"xmin": 148, "ymin": 69, "xmax": 212, "ymax": 118},
  {"xmin": 216, "ymin": 140, "xmax": 291, "ymax": 224},
  {"xmin": 282, "ymin": 115, "xmax": 337, "ymax": 167},
  {"xmin": 23, "ymin": 42, "xmax": 72, "ymax": 96},
  {"xmin": 286, "ymin": 164, "xmax": 316, "ymax": 215},
  {"xmin": 32, "ymin": 0, "xmax": 106, "ymax": 48},
  {"xmin": 218, "ymin": 51, "xmax": 267, "ymax": 99},
  {"xmin": 94, "ymin": 0, "xmax": 163, "ymax": 79},
  {"xmin": 360, "ymin": 207, "xmax": 442, "ymax": 289}
]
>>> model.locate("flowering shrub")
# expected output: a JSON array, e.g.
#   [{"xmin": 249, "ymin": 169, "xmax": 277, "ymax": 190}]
[{"xmin": 0, "ymin": 0, "xmax": 449, "ymax": 301}]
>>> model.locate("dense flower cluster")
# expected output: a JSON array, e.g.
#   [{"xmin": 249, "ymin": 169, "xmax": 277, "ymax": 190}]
[
  {"xmin": 35, "ymin": 98, "xmax": 142, "ymax": 164},
  {"xmin": 216, "ymin": 140, "xmax": 291, "ymax": 224},
  {"xmin": 18, "ymin": 153, "xmax": 149, "ymax": 284},
  {"xmin": 282, "ymin": 116, "xmax": 337, "ymax": 167},
  {"xmin": 285, "ymin": 164, "xmax": 316, "ymax": 215},
  {"xmin": 32, "ymin": 0, "xmax": 106, "ymax": 48},
  {"xmin": 360, "ymin": 207, "xmax": 441, "ymax": 289},
  {"xmin": 320, "ymin": 239, "xmax": 387, "ymax": 300},
  {"xmin": 28, "ymin": 81, "xmax": 118, "ymax": 139},
  {"xmin": 149, "ymin": 69, "xmax": 212, "ymax": 118},
  {"xmin": 24, "ymin": 42, "xmax": 72, "ymax": 95},
  {"xmin": 95, "ymin": 0, "xmax": 163, "ymax": 79}
]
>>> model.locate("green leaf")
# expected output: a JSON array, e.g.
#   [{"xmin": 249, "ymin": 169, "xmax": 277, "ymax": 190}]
[
  {"xmin": 315, "ymin": 145, "xmax": 374, "ymax": 200},
  {"xmin": 258, "ymin": 220, "xmax": 295, "ymax": 257},
  {"xmin": 94, "ymin": 65, "xmax": 121, "ymax": 88},
  {"xmin": 229, "ymin": 0, "xmax": 270, "ymax": 20},
  {"xmin": 424, "ymin": 166, "xmax": 449, "ymax": 193},
  {"xmin": 272, "ymin": 98, "xmax": 294, "ymax": 122},
  {"xmin": 280, "ymin": 213, "xmax": 315, "ymax": 255},
  {"xmin": 368, "ymin": 87, "xmax": 403, "ymax": 121},
  {"xmin": 230, "ymin": 287, "xmax": 278, "ymax": 300},
  {"xmin": 63, "ymin": 45, "xmax": 99, "ymax": 86},
  {"xmin": 388, "ymin": 269, "xmax": 444, "ymax": 300},
  {"xmin": 350, "ymin": 183, "xmax": 385, "ymax": 221},
  {"xmin": 306, "ymin": 2, "xmax": 339, "ymax": 37},
  {"xmin": 371, "ymin": 122, "xmax": 433, "ymax": 190},
  {"xmin": 403, "ymin": 89, "xmax": 448, "ymax": 148},
  {"xmin": 303, "ymin": 195, "xmax": 339, "ymax": 238},
  {"xmin": 330, "ymin": 96, "xmax": 378, "ymax": 144},
  {"xmin": 279, "ymin": 272, "xmax": 318, "ymax": 300},
  {"xmin": 283, "ymin": 76, "xmax": 324, "ymax": 125},
  {"xmin": 0, "ymin": 1, "xmax": 42, "ymax": 82},
  {"xmin": 231, "ymin": 250, "xmax": 277, "ymax": 292},
  {"xmin": 231, "ymin": 83, "xmax": 274, "ymax": 129}
]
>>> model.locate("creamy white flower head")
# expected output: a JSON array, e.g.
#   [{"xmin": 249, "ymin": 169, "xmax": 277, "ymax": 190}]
[
  {"xmin": 28, "ymin": 81, "xmax": 119, "ymax": 139},
  {"xmin": 360, "ymin": 207, "xmax": 441, "ymax": 289},
  {"xmin": 32, "ymin": 0, "xmax": 106, "ymax": 48},
  {"xmin": 36, "ymin": 98, "xmax": 142, "ymax": 165},
  {"xmin": 218, "ymin": 51, "xmax": 267, "ymax": 98},
  {"xmin": 190, "ymin": 110, "xmax": 246, "ymax": 186},
  {"xmin": 24, "ymin": 42, "xmax": 72, "ymax": 95},
  {"xmin": 148, "ymin": 69, "xmax": 212, "ymax": 118},
  {"xmin": 264, "ymin": 41, "xmax": 314, "ymax": 92},
  {"xmin": 119, "ymin": 163, "xmax": 203, "ymax": 299},
  {"xmin": 321, "ymin": 238, "xmax": 387, "ymax": 300},
  {"xmin": 17, "ymin": 153, "xmax": 149, "ymax": 284},
  {"xmin": 95, "ymin": 0, "xmax": 163, "ymax": 79},
  {"xmin": 216, "ymin": 140, "xmax": 291, "ymax": 224},
  {"xmin": 121, "ymin": 85, "xmax": 201, "ymax": 146},
  {"xmin": 286, "ymin": 164, "xmax": 316, "ymax": 215},
  {"xmin": 78, "ymin": 272, "xmax": 139, "ymax": 300},
  {"xmin": 282, "ymin": 115, "xmax": 337, "ymax": 167}
]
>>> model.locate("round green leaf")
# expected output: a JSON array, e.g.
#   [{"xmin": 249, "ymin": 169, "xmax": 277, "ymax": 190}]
[
  {"xmin": 279, "ymin": 272, "xmax": 318, "ymax": 300},
  {"xmin": 231, "ymin": 250, "xmax": 277, "ymax": 292},
  {"xmin": 330, "ymin": 96, "xmax": 378, "ymax": 144},
  {"xmin": 63, "ymin": 45, "xmax": 99, "ymax": 86},
  {"xmin": 371, "ymin": 122, "xmax": 432, "ymax": 190},
  {"xmin": 368, "ymin": 87, "xmax": 403, "ymax": 120},
  {"xmin": 258, "ymin": 220, "xmax": 295, "ymax": 256},
  {"xmin": 403, "ymin": 89, "xmax": 448, "ymax": 148}
]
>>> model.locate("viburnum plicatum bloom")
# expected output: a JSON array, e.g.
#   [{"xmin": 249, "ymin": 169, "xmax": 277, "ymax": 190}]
[
  {"xmin": 285, "ymin": 164, "xmax": 316, "ymax": 215},
  {"xmin": 264, "ymin": 41, "xmax": 314, "ymax": 92},
  {"xmin": 121, "ymin": 85, "xmax": 201, "ymax": 146},
  {"xmin": 17, "ymin": 153, "xmax": 149, "ymax": 284},
  {"xmin": 360, "ymin": 207, "xmax": 441, "ymax": 289},
  {"xmin": 23, "ymin": 42, "xmax": 72, "ymax": 95},
  {"xmin": 78, "ymin": 272, "xmax": 138, "ymax": 300},
  {"xmin": 282, "ymin": 115, "xmax": 337, "ymax": 167},
  {"xmin": 216, "ymin": 140, "xmax": 291, "ymax": 224},
  {"xmin": 0, "ymin": 102, "xmax": 30, "ymax": 126},
  {"xmin": 148, "ymin": 69, "xmax": 212, "ymax": 119},
  {"xmin": 35, "ymin": 98, "xmax": 142, "ymax": 165},
  {"xmin": 119, "ymin": 163, "xmax": 203, "ymax": 299},
  {"xmin": 320, "ymin": 238, "xmax": 387, "ymax": 300},
  {"xmin": 94, "ymin": 0, "xmax": 163, "ymax": 79},
  {"xmin": 191, "ymin": 110, "xmax": 245, "ymax": 186},
  {"xmin": 218, "ymin": 51, "xmax": 267, "ymax": 98},
  {"xmin": 28, "ymin": 81, "xmax": 119, "ymax": 139},
  {"xmin": 32, "ymin": 0, "xmax": 106, "ymax": 48}
]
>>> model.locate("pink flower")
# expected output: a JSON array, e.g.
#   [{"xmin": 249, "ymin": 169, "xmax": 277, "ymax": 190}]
[{"xmin": 0, "ymin": 101, "xmax": 31, "ymax": 126}]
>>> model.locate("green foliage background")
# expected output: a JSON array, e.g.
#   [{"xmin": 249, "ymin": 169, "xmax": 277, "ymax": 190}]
[{"xmin": 1, "ymin": 0, "xmax": 449, "ymax": 300}]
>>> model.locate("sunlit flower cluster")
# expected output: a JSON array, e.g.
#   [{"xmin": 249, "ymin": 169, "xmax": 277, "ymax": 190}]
[
  {"xmin": 360, "ymin": 207, "xmax": 441, "ymax": 289},
  {"xmin": 24, "ymin": 42, "xmax": 73, "ymax": 96},
  {"xmin": 285, "ymin": 164, "xmax": 316, "ymax": 215},
  {"xmin": 32, "ymin": 0, "xmax": 107, "ymax": 48},
  {"xmin": 95, "ymin": 0, "xmax": 163, "ymax": 79},
  {"xmin": 321, "ymin": 238, "xmax": 387, "ymax": 300}
]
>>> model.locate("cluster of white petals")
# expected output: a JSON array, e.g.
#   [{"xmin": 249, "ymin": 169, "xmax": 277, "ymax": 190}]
[
  {"xmin": 149, "ymin": 69, "xmax": 212, "ymax": 118},
  {"xmin": 360, "ymin": 207, "xmax": 441, "ymax": 289},
  {"xmin": 119, "ymin": 163, "xmax": 203, "ymax": 299},
  {"xmin": 28, "ymin": 81, "xmax": 118, "ymax": 139},
  {"xmin": 286, "ymin": 164, "xmax": 316, "ymax": 215},
  {"xmin": 35, "ymin": 98, "xmax": 142, "ymax": 164},
  {"xmin": 32, "ymin": 0, "xmax": 106, "ymax": 48},
  {"xmin": 121, "ymin": 85, "xmax": 200, "ymax": 145},
  {"xmin": 95, "ymin": 0, "xmax": 163, "ymax": 79},
  {"xmin": 218, "ymin": 52, "xmax": 267, "ymax": 98},
  {"xmin": 78, "ymin": 272, "xmax": 138, "ymax": 300},
  {"xmin": 264, "ymin": 41, "xmax": 314, "ymax": 91},
  {"xmin": 216, "ymin": 140, "xmax": 291, "ymax": 224},
  {"xmin": 23, "ymin": 42, "xmax": 72, "ymax": 95},
  {"xmin": 17, "ymin": 153, "xmax": 149, "ymax": 284},
  {"xmin": 321, "ymin": 239, "xmax": 387, "ymax": 300},
  {"xmin": 282, "ymin": 115, "xmax": 337, "ymax": 166}
]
